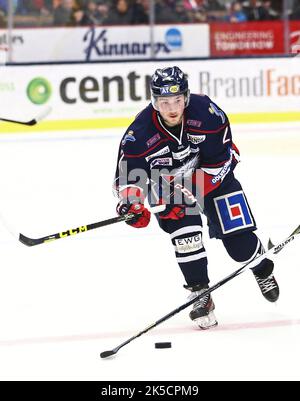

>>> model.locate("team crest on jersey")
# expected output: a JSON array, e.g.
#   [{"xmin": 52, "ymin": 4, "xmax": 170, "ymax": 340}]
[
  {"xmin": 214, "ymin": 191, "xmax": 255, "ymax": 234},
  {"xmin": 187, "ymin": 134, "xmax": 206, "ymax": 144},
  {"xmin": 122, "ymin": 130, "xmax": 136, "ymax": 146},
  {"xmin": 209, "ymin": 103, "xmax": 226, "ymax": 124}
]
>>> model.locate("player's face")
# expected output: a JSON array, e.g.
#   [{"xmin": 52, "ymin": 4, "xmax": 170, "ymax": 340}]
[{"xmin": 156, "ymin": 95, "xmax": 185, "ymax": 127}]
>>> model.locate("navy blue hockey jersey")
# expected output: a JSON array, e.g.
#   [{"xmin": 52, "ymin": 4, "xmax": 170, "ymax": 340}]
[{"xmin": 114, "ymin": 94, "xmax": 240, "ymax": 203}]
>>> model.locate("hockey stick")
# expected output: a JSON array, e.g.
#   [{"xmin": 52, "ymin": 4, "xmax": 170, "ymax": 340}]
[
  {"xmin": 18, "ymin": 176, "xmax": 196, "ymax": 247},
  {"xmin": 18, "ymin": 204, "xmax": 166, "ymax": 247},
  {"xmin": 100, "ymin": 224, "xmax": 300, "ymax": 359},
  {"xmin": 0, "ymin": 106, "xmax": 52, "ymax": 126},
  {"xmin": 18, "ymin": 168, "xmax": 197, "ymax": 247},
  {"xmin": 18, "ymin": 154, "xmax": 197, "ymax": 246}
]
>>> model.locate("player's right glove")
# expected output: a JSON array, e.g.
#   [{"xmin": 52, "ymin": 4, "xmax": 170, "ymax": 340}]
[
  {"xmin": 116, "ymin": 187, "xmax": 151, "ymax": 228},
  {"xmin": 117, "ymin": 201, "xmax": 151, "ymax": 228}
]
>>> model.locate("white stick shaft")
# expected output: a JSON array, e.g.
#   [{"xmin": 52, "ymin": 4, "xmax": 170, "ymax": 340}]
[
  {"xmin": 35, "ymin": 106, "xmax": 52, "ymax": 122},
  {"xmin": 0, "ymin": 211, "xmax": 18, "ymax": 240}
]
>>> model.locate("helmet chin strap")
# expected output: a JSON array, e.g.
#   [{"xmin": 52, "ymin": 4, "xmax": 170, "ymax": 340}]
[
  {"xmin": 151, "ymin": 94, "xmax": 159, "ymax": 111},
  {"xmin": 185, "ymin": 90, "xmax": 191, "ymax": 107}
]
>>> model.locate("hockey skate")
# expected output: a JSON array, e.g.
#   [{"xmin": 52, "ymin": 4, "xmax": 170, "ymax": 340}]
[
  {"xmin": 185, "ymin": 284, "xmax": 218, "ymax": 330},
  {"xmin": 253, "ymin": 259, "xmax": 279, "ymax": 302}
]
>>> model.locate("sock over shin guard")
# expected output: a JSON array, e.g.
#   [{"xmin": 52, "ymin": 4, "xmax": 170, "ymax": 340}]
[{"xmin": 222, "ymin": 231, "xmax": 273, "ymax": 275}]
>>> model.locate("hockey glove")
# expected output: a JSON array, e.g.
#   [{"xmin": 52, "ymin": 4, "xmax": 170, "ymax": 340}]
[
  {"xmin": 159, "ymin": 204, "xmax": 185, "ymax": 220},
  {"xmin": 116, "ymin": 187, "xmax": 150, "ymax": 228},
  {"xmin": 117, "ymin": 202, "xmax": 151, "ymax": 228}
]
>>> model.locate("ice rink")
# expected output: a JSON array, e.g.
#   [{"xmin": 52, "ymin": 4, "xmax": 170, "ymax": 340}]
[{"xmin": 0, "ymin": 121, "xmax": 299, "ymax": 381}]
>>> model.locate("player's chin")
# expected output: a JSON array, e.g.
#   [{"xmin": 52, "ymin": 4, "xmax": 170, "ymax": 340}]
[{"xmin": 166, "ymin": 116, "xmax": 181, "ymax": 126}]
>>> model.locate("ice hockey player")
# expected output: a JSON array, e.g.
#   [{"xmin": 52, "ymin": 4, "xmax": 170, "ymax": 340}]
[{"xmin": 114, "ymin": 66, "xmax": 279, "ymax": 329}]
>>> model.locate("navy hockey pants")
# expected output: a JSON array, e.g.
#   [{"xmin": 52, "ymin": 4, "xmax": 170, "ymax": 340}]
[{"xmin": 155, "ymin": 174, "xmax": 265, "ymax": 287}]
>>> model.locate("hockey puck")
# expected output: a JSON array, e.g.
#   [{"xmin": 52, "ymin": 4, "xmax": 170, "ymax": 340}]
[{"xmin": 155, "ymin": 342, "xmax": 172, "ymax": 349}]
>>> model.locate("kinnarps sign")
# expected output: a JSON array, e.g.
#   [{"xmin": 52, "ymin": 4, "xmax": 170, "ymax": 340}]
[{"xmin": 0, "ymin": 25, "xmax": 209, "ymax": 63}]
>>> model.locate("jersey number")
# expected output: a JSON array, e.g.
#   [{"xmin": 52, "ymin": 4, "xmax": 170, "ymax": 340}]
[{"xmin": 223, "ymin": 127, "xmax": 230, "ymax": 144}]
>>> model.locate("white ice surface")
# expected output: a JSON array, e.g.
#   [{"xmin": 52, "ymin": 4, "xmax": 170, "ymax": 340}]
[{"xmin": 0, "ymin": 122, "xmax": 299, "ymax": 381}]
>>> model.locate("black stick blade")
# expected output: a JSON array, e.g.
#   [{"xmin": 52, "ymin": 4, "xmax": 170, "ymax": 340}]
[
  {"xmin": 268, "ymin": 238, "xmax": 274, "ymax": 250},
  {"xmin": 25, "ymin": 119, "xmax": 37, "ymax": 126},
  {"xmin": 293, "ymin": 225, "xmax": 300, "ymax": 235},
  {"xmin": 19, "ymin": 233, "xmax": 37, "ymax": 246},
  {"xmin": 100, "ymin": 350, "xmax": 117, "ymax": 359},
  {"xmin": 0, "ymin": 117, "xmax": 37, "ymax": 126}
]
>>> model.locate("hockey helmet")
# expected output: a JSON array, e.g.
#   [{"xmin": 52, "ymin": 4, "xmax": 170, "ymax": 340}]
[{"xmin": 150, "ymin": 66, "xmax": 190, "ymax": 109}]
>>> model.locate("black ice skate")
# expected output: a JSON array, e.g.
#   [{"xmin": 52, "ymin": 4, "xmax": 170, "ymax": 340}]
[
  {"xmin": 185, "ymin": 284, "xmax": 218, "ymax": 330},
  {"xmin": 253, "ymin": 259, "xmax": 279, "ymax": 302}
]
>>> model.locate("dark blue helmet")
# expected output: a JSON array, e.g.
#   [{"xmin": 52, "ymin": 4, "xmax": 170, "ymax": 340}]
[{"xmin": 150, "ymin": 66, "xmax": 190, "ymax": 109}]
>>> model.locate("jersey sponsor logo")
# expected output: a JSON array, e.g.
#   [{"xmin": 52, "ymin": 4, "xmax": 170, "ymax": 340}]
[
  {"xmin": 174, "ymin": 234, "xmax": 203, "ymax": 254},
  {"xmin": 146, "ymin": 133, "xmax": 161, "ymax": 148},
  {"xmin": 172, "ymin": 146, "xmax": 191, "ymax": 160},
  {"xmin": 214, "ymin": 191, "xmax": 255, "ymax": 234},
  {"xmin": 211, "ymin": 155, "xmax": 232, "ymax": 185},
  {"xmin": 209, "ymin": 103, "xmax": 226, "ymax": 124},
  {"xmin": 150, "ymin": 157, "xmax": 173, "ymax": 168},
  {"xmin": 187, "ymin": 119, "xmax": 202, "ymax": 128},
  {"xmin": 122, "ymin": 130, "xmax": 136, "ymax": 145},
  {"xmin": 145, "ymin": 145, "xmax": 170, "ymax": 162},
  {"xmin": 187, "ymin": 134, "xmax": 206, "ymax": 144}
]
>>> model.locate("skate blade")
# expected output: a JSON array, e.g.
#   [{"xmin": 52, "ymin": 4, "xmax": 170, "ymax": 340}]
[{"xmin": 194, "ymin": 311, "xmax": 218, "ymax": 330}]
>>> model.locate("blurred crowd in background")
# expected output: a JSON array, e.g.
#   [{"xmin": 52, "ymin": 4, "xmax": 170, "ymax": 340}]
[{"xmin": 0, "ymin": 0, "xmax": 299, "ymax": 27}]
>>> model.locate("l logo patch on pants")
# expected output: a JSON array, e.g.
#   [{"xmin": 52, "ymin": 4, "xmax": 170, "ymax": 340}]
[{"xmin": 214, "ymin": 191, "xmax": 255, "ymax": 234}]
